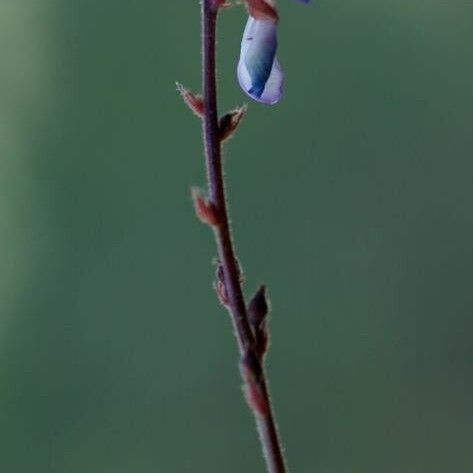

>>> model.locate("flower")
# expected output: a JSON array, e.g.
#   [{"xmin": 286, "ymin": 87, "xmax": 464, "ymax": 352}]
[
  {"xmin": 237, "ymin": 2, "xmax": 281, "ymax": 104},
  {"xmin": 237, "ymin": 0, "xmax": 310, "ymax": 105}
]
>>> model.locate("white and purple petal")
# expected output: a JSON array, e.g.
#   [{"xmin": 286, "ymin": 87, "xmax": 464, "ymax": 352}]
[{"xmin": 237, "ymin": 16, "xmax": 283, "ymax": 105}]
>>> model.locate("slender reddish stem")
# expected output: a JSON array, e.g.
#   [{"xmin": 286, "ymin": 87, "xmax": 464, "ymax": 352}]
[
  {"xmin": 202, "ymin": 1, "xmax": 254, "ymax": 354},
  {"xmin": 201, "ymin": 2, "xmax": 288, "ymax": 473}
]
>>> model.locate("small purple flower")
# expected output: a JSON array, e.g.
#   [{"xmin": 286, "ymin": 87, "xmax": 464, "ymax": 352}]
[{"xmin": 238, "ymin": 0, "xmax": 310, "ymax": 105}]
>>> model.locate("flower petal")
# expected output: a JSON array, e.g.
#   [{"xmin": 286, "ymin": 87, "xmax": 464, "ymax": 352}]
[{"xmin": 237, "ymin": 17, "xmax": 283, "ymax": 105}]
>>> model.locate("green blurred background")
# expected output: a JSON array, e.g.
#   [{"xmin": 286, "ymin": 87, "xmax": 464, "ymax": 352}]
[{"xmin": 1, "ymin": 1, "xmax": 472, "ymax": 472}]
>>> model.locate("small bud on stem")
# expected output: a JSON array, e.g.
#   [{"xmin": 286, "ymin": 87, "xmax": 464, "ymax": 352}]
[
  {"xmin": 176, "ymin": 83, "xmax": 204, "ymax": 117},
  {"xmin": 214, "ymin": 263, "xmax": 229, "ymax": 306},
  {"xmin": 219, "ymin": 105, "xmax": 247, "ymax": 142},
  {"xmin": 191, "ymin": 187, "xmax": 221, "ymax": 226},
  {"xmin": 248, "ymin": 285, "xmax": 269, "ymax": 326},
  {"xmin": 248, "ymin": 285, "xmax": 270, "ymax": 358}
]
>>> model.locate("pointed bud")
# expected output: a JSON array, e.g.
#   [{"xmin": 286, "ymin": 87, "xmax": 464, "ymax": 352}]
[
  {"xmin": 219, "ymin": 105, "xmax": 247, "ymax": 142},
  {"xmin": 176, "ymin": 83, "xmax": 204, "ymax": 117},
  {"xmin": 191, "ymin": 188, "xmax": 220, "ymax": 226},
  {"xmin": 214, "ymin": 263, "xmax": 229, "ymax": 306},
  {"xmin": 248, "ymin": 285, "xmax": 270, "ymax": 358},
  {"xmin": 248, "ymin": 285, "xmax": 269, "ymax": 327}
]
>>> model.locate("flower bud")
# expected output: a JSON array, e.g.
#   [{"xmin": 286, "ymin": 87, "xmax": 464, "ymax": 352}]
[
  {"xmin": 214, "ymin": 263, "xmax": 229, "ymax": 306},
  {"xmin": 248, "ymin": 285, "xmax": 269, "ymax": 327},
  {"xmin": 191, "ymin": 188, "xmax": 220, "ymax": 226},
  {"xmin": 237, "ymin": 15, "xmax": 283, "ymax": 105},
  {"xmin": 248, "ymin": 285, "xmax": 270, "ymax": 358},
  {"xmin": 176, "ymin": 83, "xmax": 204, "ymax": 117},
  {"xmin": 219, "ymin": 105, "xmax": 247, "ymax": 142}
]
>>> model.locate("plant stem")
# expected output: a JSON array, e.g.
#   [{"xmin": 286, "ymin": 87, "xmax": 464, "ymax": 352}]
[
  {"xmin": 202, "ymin": 1, "xmax": 254, "ymax": 355},
  {"xmin": 201, "ymin": 2, "xmax": 288, "ymax": 472}
]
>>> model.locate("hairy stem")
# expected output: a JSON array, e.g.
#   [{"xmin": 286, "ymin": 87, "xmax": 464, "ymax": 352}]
[{"xmin": 201, "ymin": 2, "xmax": 288, "ymax": 472}]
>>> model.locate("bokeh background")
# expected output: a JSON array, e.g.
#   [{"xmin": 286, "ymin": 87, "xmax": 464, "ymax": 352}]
[{"xmin": 1, "ymin": 1, "xmax": 472, "ymax": 472}]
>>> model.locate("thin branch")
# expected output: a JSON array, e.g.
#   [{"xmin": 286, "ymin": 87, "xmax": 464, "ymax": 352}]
[
  {"xmin": 200, "ymin": 2, "xmax": 288, "ymax": 472},
  {"xmin": 202, "ymin": 1, "xmax": 254, "ymax": 354}
]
